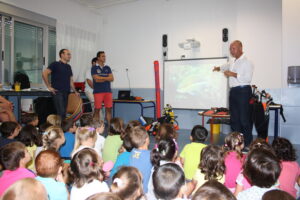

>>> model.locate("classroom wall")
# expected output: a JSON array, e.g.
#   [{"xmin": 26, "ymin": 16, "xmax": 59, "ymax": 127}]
[{"xmin": 99, "ymin": 0, "xmax": 282, "ymax": 89}]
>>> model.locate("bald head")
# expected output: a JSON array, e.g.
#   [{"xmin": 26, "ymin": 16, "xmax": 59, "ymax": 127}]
[{"xmin": 230, "ymin": 40, "xmax": 243, "ymax": 59}]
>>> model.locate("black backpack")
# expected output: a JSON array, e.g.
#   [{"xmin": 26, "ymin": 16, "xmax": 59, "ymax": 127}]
[{"xmin": 13, "ymin": 72, "xmax": 30, "ymax": 89}]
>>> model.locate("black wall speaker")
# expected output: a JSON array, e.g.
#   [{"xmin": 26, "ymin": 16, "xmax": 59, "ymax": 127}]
[
  {"xmin": 162, "ymin": 34, "xmax": 168, "ymax": 47},
  {"xmin": 222, "ymin": 28, "xmax": 228, "ymax": 42}
]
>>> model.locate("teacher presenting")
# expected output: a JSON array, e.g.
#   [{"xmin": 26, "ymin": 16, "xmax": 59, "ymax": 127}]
[{"xmin": 213, "ymin": 40, "xmax": 254, "ymax": 146}]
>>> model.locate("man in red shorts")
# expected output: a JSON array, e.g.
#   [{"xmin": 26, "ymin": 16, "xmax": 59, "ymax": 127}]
[{"xmin": 91, "ymin": 51, "xmax": 114, "ymax": 123}]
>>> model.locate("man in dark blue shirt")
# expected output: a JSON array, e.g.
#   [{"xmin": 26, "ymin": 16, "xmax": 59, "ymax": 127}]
[
  {"xmin": 42, "ymin": 49, "xmax": 78, "ymax": 118},
  {"xmin": 91, "ymin": 51, "xmax": 114, "ymax": 123}
]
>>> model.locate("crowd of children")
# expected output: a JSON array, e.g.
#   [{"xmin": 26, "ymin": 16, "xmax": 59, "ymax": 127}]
[{"xmin": 0, "ymin": 112, "xmax": 299, "ymax": 200}]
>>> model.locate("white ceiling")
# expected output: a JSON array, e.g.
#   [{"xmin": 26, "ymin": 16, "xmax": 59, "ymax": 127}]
[{"xmin": 71, "ymin": 0, "xmax": 139, "ymax": 9}]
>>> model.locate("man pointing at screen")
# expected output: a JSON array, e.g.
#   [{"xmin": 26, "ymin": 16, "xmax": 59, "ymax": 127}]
[{"xmin": 213, "ymin": 40, "xmax": 254, "ymax": 146}]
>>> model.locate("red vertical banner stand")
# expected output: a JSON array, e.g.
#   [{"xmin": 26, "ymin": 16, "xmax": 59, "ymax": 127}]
[{"xmin": 154, "ymin": 60, "xmax": 161, "ymax": 119}]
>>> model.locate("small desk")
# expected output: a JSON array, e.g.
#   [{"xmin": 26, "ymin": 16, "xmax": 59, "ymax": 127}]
[
  {"xmin": 198, "ymin": 111, "xmax": 230, "ymax": 143},
  {"xmin": 0, "ymin": 90, "xmax": 52, "ymax": 122},
  {"xmin": 198, "ymin": 104, "xmax": 283, "ymax": 142},
  {"xmin": 113, "ymin": 99, "xmax": 156, "ymax": 120}
]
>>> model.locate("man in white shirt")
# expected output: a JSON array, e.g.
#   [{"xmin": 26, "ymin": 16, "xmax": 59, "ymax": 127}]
[
  {"xmin": 213, "ymin": 40, "xmax": 254, "ymax": 146},
  {"xmin": 85, "ymin": 57, "xmax": 97, "ymax": 107}
]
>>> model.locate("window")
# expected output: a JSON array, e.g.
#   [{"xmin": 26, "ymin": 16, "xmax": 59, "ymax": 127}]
[
  {"xmin": 48, "ymin": 28, "xmax": 56, "ymax": 66},
  {"xmin": 0, "ymin": 2, "xmax": 56, "ymax": 86},
  {"xmin": 14, "ymin": 21, "xmax": 44, "ymax": 84}
]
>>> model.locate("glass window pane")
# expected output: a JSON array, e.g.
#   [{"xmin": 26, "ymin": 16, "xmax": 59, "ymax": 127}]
[
  {"xmin": 4, "ymin": 17, "xmax": 12, "ymax": 85},
  {"xmin": 14, "ymin": 21, "xmax": 43, "ymax": 84},
  {"xmin": 48, "ymin": 29, "xmax": 56, "ymax": 66}
]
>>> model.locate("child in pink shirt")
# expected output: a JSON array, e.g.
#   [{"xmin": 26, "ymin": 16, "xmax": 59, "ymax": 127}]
[
  {"xmin": 0, "ymin": 142, "xmax": 35, "ymax": 196},
  {"xmin": 223, "ymin": 132, "xmax": 245, "ymax": 191},
  {"xmin": 272, "ymin": 137, "xmax": 300, "ymax": 198}
]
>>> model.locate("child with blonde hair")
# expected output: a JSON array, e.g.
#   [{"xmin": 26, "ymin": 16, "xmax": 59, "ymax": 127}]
[
  {"xmin": 1, "ymin": 178, "xmax": 48, "ymax": 200},
  {"xmin": 71, "ymin": 126, "xmax": 99, "ymax": 157},
  {"xmin": 46, "ymin": 114, "xmax": 62, "ymax": 126}
]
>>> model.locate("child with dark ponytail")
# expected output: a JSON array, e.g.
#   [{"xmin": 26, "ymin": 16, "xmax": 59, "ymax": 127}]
[{"xmin": 147, "ymin": 139, "xmax": 179, "ymax": 199}]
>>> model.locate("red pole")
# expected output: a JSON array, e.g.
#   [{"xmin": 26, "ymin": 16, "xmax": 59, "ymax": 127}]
[{"xmin": 154, "ymin": 60, "xmax": 161, "ymax": 118}]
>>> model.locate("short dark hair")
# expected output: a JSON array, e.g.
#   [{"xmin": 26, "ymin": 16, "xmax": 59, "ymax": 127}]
[
  {"xmin": 122, "ymin": 134, "xmax": 133, "ymax": 152},
  {"xmin": 96, "ymin": 51, "xmax": 105, "ymax": 58},
  {"xmin": 153, "ymin": 163, "xmax": 185, "ymax": 200},
  {"xmin": 61, "ymin": 119, "xmax": 74, "ymax": 133},
  {"xmin": 21, "ymin": 113, "xmax": 38, "ymax": 124},
  {"xmin": 16, "ymin": 125, "xmax": 43, "ymax": 147},
  {"xmin": 199, "ymin": 145, "xmax": 225, "ymax": 181},
  {"xmin": 243, "ymin": 149, "xmax": 281, "ymax": 188},
  {"xmin": 262, "ymin": 189, "xmax": 295, "ymax": 200},
  {"xmin": 0, "ymin": 142, "xmax": 26, "ymax": 170},
  {"xmin": 192, "ymin": 180, "xmax": 237, "ymax": 200},
  {"xmin": 91, "ymin": 57, "xmax": 97, "ymax": 64},
  {"xmin": 0, "ymin": 121, "xmax": 19, "ymax": 138},
  {"xmin": 80, "ymin": 114, "xmax": 93, "ymax": 127},
  {"xmin": 272, "ymin": 137, "xmax": 296, "ymax": 161},
  {"xmin": 109, "ymin": 118, "xmax": 124, "ymax": 136},
  {"xmin": 59, "ymin": 49, "xmax": 67, "ymax": 58},
  {"xmin": 191, "ymin": 125, "xmax": 208, "ymax": 142}
]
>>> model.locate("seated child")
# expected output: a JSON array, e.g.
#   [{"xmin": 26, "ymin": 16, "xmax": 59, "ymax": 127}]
[
  {"xmin": 70, "ymin": 148, "xmax": 109, "ymax": 200},
  {"xmin": 111, "ymin": 166, "xmax": 144, "ymax": 200},
  {"xmin": 272, "ymin": 137, "xmax": 300, "ymax": 198},
  {"xmin": 262, "ymin": 189, "xmax": 295, "ymax": 200},
  {"xmin": 110, "ymin": 134, "xmax": 133, "ymax": 178},
  {"xmin": 192, "ymin": 180, "xmax": 236, "ymax": 200},
  {"xmin": 237, "ymin": 149, "xmax": 281, "ymax": 200},
  {"xmin": 128, "ymin": 126, "xmax": 152, "ymax": 193},
  {"xmin": 0, "ymin": 121, "xmax": 20, "ymax": 148},
  {"xmin": 191, "ymin": 145, "xmax": 225, "ymax": 194},
  {"xmin": 87, "ymin": 120, "xmax": 105, "ymax": 157},
  {"xmin": 223, "ymin": 132, "xmax": 245, "ymax": 191},
  {"xmin": 180, "ymin": 125, "xmax": 208, "ymax": 180},
  {"xmin": 16, "ymin": 125, "xmax": 43, "ymax": 171},
  {"xmin": 153, "ymin": 163, "xmax": 187, "ymax": 200},
  {"xmin": 21, "ymin": 113, "xmax": 39, "ymax": 127},
  {"xmin": 42, "ymin": 126, "xmax": 65, "ymax": 152},
  {"xmin": 1, "ymin": 178, "xmax": 48, "ymax": 200},
  {"xmin": 46, "ymin": 114, "xmax": 62, "ymax": 127},
  {"xmin": 155, "ymin": 123, "xmax": 178, "ymax": 142},
  {"xmin": 86, "ymin": 192, "xmax": 121, "ymax": 200},
  {"xmin": 234, "ymin": 138, "xmax": 275, "ymax": 196},
  {"xmin": 0, "ymin": 142, "xmax": 35, "ymax": 196},
  {"xmin": 71, "ymin": 126, "xmax": 99, "ymax": 157},
  {"xmin": 147, "ymin": 139, "xmax": 179, "ymax": 199},
  {"xmin": 102, "ymin": 118, "xmax": 124, "ymax": 163},
  {"xmin": 35, "ymin": 150, "xmax": 68, "ymax": 200},
  {"xmin": 59, "ymin": 119, "xmax": 77, "ymax": 159}
]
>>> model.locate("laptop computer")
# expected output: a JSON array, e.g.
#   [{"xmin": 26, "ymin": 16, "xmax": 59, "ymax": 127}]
[{"xmin": 118, "ymin": 90, "xmax": 131, "ymax": 100}]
